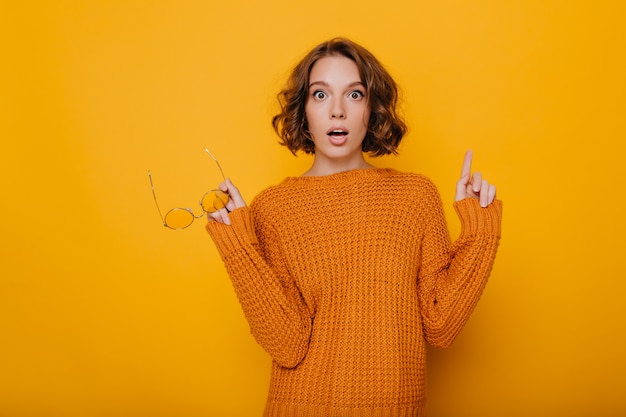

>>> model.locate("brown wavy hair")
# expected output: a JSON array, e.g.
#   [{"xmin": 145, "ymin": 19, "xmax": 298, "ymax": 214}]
[{"xmin": 272, "ymin": 38, "xmax": 407, "ymax": 156}]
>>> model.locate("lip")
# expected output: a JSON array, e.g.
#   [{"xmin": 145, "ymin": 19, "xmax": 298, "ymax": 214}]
[
  {"xmin": 328, "ymin": 135, "xmax": 348, "ymax": 146},
  {"xmin": 326, "ymin": 126, "xmax": 349, "ymax": 146}
]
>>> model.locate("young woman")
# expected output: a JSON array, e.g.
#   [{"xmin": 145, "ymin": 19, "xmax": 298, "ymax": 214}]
[{"xmin": 206, "ymin": 38, "xmax": 501, "ymax": 417}]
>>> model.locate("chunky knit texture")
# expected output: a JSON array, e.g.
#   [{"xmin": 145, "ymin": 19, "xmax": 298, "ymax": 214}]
[{"xmin": 206, "ymin": 168, "xmax": 502, "ymax": 417}]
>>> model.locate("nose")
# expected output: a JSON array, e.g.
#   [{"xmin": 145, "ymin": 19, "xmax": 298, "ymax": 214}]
[{"xmin": 330, "ymin": 99, "xmax": 346, "ymax": 119}]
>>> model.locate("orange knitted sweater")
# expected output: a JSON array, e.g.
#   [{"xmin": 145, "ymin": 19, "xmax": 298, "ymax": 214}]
[{"xmin": 206, "ymin": 168, "xmax": 502, "ymax": 417}]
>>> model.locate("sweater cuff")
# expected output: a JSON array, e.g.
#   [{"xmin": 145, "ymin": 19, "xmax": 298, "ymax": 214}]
[
  {"xmin": 205, "ymin": 207, "xmax": 258, "ymax": 259},
  {"xmin": 453, "ymin": 198, "xmax": 502, "ymax": 238}
]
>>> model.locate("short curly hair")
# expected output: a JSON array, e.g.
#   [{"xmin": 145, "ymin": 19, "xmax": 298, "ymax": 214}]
[{"xmin": 272, "ymin": 38, "xmax": 407, "ymax": 156}]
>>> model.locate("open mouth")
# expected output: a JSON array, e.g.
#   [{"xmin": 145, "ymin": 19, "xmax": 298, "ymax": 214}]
[{"xmin": 327, "ymin": 129, "xmax": 348, "ymax": 137}]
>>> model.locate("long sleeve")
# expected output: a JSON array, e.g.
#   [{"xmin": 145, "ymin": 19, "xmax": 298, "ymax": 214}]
[
  {"xmin": 206, "ymin": 207, "xmax": 312, "ymax": 368},
  {"xmin": 417, "ymin": 184, "xmax": 502, "ymax": 348}
]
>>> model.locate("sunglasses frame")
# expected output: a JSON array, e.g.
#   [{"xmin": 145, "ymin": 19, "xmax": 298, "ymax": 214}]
[{"xmin": 148, "ymin": 148, "xmax": 228, "ymax": 230}]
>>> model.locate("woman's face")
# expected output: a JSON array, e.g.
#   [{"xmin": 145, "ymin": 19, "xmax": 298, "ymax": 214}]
[{"xmin": 305, "ymin": 55, "xmax": 371, "ymax": 166}]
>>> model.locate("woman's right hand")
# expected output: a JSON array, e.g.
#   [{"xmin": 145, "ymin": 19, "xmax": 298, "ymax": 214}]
[{"xmin": 207, "ymin": 178, "xmax": 247, "ymax": 225}]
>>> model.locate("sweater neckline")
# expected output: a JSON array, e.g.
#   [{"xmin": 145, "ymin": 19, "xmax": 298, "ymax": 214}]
[{"xmin": 282, "ymin": 167, "xmax": 397, "ymax": 185}]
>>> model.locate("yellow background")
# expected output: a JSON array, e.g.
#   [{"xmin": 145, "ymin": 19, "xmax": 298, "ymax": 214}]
[{"xmin": 1, "ymin": 1, "xmax": 625, "ymax": 416}]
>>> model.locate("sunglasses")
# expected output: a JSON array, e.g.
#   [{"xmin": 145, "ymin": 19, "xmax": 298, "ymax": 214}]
[{"xmin": 148, "ymin": 148, "xmax": 229, "ymax": 230}]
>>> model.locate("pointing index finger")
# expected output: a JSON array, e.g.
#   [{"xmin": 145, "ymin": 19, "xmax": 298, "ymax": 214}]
[{"xmin": 461, "ymin": 150, "xmax": 473, "ymax": 178}]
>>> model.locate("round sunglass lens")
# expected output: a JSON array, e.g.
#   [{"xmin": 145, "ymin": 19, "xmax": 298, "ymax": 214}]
[
  {"xmin": 201, "ymin": 190, "xmax": 228, "ymax": 213},
  {"xmin": 164, "ymin": 208, "xmax": 194, "ymax": 229}
]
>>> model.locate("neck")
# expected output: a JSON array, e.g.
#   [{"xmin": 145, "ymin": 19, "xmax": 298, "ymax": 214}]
[{"xmin": 302, "ymin": 154, "xmax": 374, "ymax": 177}]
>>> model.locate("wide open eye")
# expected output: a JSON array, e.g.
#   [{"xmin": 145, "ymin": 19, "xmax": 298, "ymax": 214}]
[
  {"xmin": 349, "ymin": 90, "xmax": 365, "ymax": 100},
  {"xmin": 312, "ymin": 90, "xmax": 327, "ymax": 100}
]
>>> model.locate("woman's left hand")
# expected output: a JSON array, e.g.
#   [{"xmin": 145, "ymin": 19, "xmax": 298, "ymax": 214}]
[{"xmin": 455, "ymin": 150, "xmax": 497, "ymax": 207}]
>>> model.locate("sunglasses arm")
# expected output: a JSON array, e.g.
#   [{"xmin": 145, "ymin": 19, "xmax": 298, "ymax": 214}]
[
  {"xmin": 204, "ymin": 148, "xmax": 226, "ymax": 182},
  {"xmin": 147, "ymin": 170, "xmax": 167, "ymax": 227}
]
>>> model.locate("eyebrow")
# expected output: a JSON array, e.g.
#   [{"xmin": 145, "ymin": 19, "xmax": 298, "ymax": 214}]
[{"xmin": 308, "ymin": 80, "xmax": 365, "ymax": 89}]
